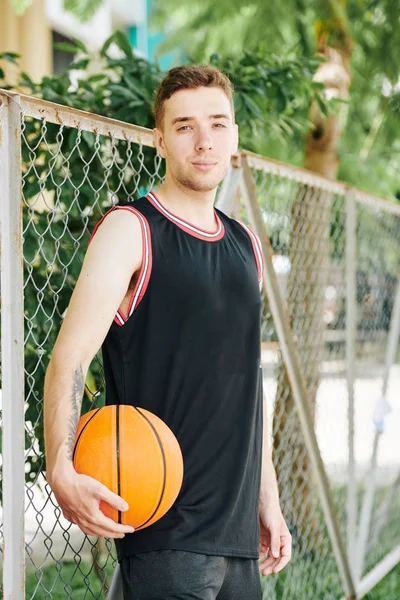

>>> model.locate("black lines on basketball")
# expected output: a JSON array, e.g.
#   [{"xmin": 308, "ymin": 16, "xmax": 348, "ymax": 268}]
[{"xmin": 116, "ymin": 405, "xmax": 122, "ymax": 525}]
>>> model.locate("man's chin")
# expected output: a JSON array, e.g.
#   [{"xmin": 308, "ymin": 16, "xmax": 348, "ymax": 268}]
[{"xmin": 179, "ymin": 174, "xmax": 225, "ymax": 193}]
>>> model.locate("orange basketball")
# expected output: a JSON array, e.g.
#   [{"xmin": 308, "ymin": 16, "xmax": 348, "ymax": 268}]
[{"xmin": 73, "ymin": 405, "xmax": 184, "ymax": 529}]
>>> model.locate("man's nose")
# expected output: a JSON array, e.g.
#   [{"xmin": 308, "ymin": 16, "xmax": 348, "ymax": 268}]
[{"xmin": 195, "ymin": 129, "xmax": 213, "ymax": 151}]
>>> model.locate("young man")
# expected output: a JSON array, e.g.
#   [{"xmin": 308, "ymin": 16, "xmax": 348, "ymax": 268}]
[{"xmin": 44, "ymin": 65, "xmax": 292, "ymax": 599}]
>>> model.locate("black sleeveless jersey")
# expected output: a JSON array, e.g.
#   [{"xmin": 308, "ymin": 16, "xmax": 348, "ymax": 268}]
[{"xmin": 89, "ymin": 191, "xmax": 264, "ymax": 561}]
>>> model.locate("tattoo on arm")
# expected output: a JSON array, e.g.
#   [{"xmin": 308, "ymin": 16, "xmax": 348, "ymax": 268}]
[{"xmin": 66, "ymin": 365, "xmax": 84, "ymax": 460}]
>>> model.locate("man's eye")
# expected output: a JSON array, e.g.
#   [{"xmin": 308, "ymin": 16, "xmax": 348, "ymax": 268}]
[
  {"xmin": 214, "ymin": 123, "xmax": 226, "ymax": 128},
  {"xmin": 178, "ymin": 126, "xmax": 191, "ymax": 131}
]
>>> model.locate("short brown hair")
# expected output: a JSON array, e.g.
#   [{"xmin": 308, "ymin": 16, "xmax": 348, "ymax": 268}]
[{"xmin": 154, "ymin": 64, "xmax": 235, "ymax": 130}]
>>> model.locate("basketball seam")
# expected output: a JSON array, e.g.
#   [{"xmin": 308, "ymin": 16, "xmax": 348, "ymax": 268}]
[
  {"xmin": 116, "ymin": 405, "xmax": 122, "ymax": 524},
  {"xmin": 133, "ymin": 407, "xmax": 167, "ymax": 529},
  {"xmin": 72, "ymin": 408, "xmax": 102, "ymax": 464}
]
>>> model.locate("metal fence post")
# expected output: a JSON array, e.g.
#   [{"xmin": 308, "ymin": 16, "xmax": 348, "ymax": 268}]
[
  {"xmin": 216, "ymin": 154, "xmax": 242, "ymax": 215},
  {"xmin": 0, "ymin": 91, "xmax": 25, "ymax": 598},
  {"xmin": 240, "ymin": 154, "xmax": 357, "ymax": 600},
  {"xmin": 345, "ymin": 190, "xmax": 357, "ymax": 578},
  {"xmin": 107, "ymin": 563, "xmax": 123, "ymax": 600},
  {"xmin": 355, "ymin": 276, "xmax": 400, "ymax": 580}
]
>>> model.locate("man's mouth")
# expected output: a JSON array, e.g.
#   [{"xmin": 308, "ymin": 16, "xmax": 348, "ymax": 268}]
[{"xmin": 191, "ymin": 162, "xmax": 217, "ymax": 171}]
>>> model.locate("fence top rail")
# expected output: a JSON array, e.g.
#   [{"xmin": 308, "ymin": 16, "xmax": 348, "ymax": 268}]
[
  {"xmin": 242, "ymin": 150, "xmax": 400, "ymax": 217},
  {"xmin": 0, "ymin": 89, "xmax": 155, "ymax": 147},
  {"xmin": 1, "ymin": 88, "xmax": 400, "ymax": 217}
]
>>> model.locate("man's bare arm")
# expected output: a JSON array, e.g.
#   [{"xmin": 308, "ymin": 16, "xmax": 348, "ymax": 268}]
[
  {"xmin": 44, "ymin": 208, "xmax": 142, "ymax": 537},
  {"xmin": 259, "ymin": 390, "xmax": 280, "ymax": 510}
]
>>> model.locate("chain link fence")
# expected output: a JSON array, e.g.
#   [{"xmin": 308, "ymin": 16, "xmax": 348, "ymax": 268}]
[
  {"xmin": 1, "ymin": 90, "xmax": 399, "ymax": 599},
  {"xmin": 230, "ymin": 155, "xmax": 400, "ymax": 599}
]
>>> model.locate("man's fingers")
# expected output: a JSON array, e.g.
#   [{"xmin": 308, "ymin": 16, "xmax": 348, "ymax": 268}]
[
  {"xmin": 93, "ymin": 481, "xmax": 130, "ymax": 512},
  {"xmin": 260, "ymin": 556, "xmax": 281, "ymax": 576},
  {"xmin": 272, "ymin": 536, "xmax": 292, "ymax": 573},
  {"xmin": 271, "ymin": 554, "xmax": 291, "ymax": 574},
  {"xmin": 71, "ymin": 501, "xmax": 135, "ymax": 537},
  {"xmin": 270, "ymin": 529, "xmax": 281, "ymax": 559},
  {"xmin": 92, "ymin": 510, "xmax": 135, "ymax": 535},
  {"xmin": 79, "ymin": 524, "xmax": 126, "ymax": 539},
  {"xmin": 78, "ymin": 511, "xmax": 133, "ymax": 538},
  {"xmin": 258, "ymin": 553, "xmax": 276, "ymax": 570}
]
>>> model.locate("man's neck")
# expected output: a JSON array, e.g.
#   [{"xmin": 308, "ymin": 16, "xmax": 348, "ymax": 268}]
[{"xmin": 153, "ymin": 182, "xmax": 218, "ymax": 232}]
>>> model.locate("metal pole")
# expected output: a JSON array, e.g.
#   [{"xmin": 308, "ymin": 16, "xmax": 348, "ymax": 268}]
[
  {"xmin": 240, "ymin": 155, "xmax": 357, "ymax": 599},
  {"xmin": 345, "ymin": 190, "xmax": 358, "ymax": 577},
  {"xmin": 380, "ymin": 277, "xmax": 400, "ymax": 399},
  {"xmin": 356, "ymin": 277, "xmax": 400, "ymax": 574},
  {"xmin": 0, "ymin": 92, "xmax": 25, "ymax": 598},
  {"xmin": 107, "ymin": 563, "xmax": 123, "ymax": 600},
  {"xmin": 216, "ymin": 155, "xmax": 241, "ymax": 215},
  {"xmin": 354, "ymin": 434, "xmax": 379, "ymax": 582}
]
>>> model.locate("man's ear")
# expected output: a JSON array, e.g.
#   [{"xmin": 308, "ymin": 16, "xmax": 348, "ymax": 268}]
[{"xmin": 153, "ymin": 127, "xmax": 167, "ymax": 159}]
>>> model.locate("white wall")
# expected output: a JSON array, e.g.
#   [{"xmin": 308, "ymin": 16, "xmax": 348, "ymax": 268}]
[{"xmin": 45, "ymin": 0, "xmax": 146, "ymax": 50}]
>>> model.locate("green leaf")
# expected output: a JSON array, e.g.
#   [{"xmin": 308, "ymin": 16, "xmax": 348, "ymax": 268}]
[
  {"xmin": 124, "ymin": 75, "xmax": 147, "ymax": 99},
  {"xmin": 82, "ymin": 130, "xmax": 96, "ymax": 148},
  {"xmin": 108, "ymin": 84, "xmax": 136, "ymax": 100},
  {"xmin": 53, "ymin": 43, "xmax": 80, "ymax": 54},
  {"xmin": 315, "ymin": 93, "xmax": 329, "ymax": 118},
  {"xmin": 242, "ymin": 95, "xmax": 265, "ymax": 122},
  {"xmin": 87, "ymin": 74, "xmax": 107, "ymax": 83},
  {"xmin": 19, "ymin": 71, "xmax": 35, "ymax": 86},
  {"xmin": 69, "ymin": 58, "xmax": 90, "ymax": 71},
  {"xmin": 274, "ymin": 88, "xmax": 287, "ymax": 113},
  {"xmin": 113, "ymin": 31, "xmax": 135, "ymax": 60},
  {"xmin": 0, "ymin": 51, "xmax": 20, "ymax": 65},
  {"xmin": 70, "ymin": 37, "xmax": 88, "ymax": 53},
  {"xmin": 100, "ymin": 30, "xmax": 134, "ymax": 60}
]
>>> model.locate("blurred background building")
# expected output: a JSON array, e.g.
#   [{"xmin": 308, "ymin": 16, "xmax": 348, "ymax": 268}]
[{"xmin": 0, "ymin": 0, "xmax": 174, "ymax": 83}]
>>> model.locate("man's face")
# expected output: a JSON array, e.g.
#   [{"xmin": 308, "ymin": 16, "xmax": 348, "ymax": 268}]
[{"xmin": 153, "ymin": 86, "xmax": 239, "ymax": 193}]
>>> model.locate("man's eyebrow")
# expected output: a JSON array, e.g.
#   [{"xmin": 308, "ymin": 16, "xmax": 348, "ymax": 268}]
[{"xmin": 171, "ymin": 114, "xmax": 231, "ymax": 125}]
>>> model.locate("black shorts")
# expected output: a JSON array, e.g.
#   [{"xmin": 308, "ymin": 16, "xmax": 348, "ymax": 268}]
[{"xmin": 120, "ymin": 549, "xmax": 263, "ymax": 600}]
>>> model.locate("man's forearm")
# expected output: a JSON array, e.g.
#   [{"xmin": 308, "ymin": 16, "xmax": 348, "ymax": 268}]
[
  {"xmin": 259, "ymin": 391, "xmax": 280, "ymax": 509},
  {"xmin": 259, "ymin": 446, "xmax": 280, "ymax": 509},
  {"xmin": 44, "ymin": 359, "xmax": 86, "ymax": 484}
]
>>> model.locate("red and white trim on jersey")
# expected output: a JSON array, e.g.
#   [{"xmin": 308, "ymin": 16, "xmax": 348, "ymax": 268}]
[
  {"xmin": 146, "ymin": 191, "xmax": 225, "ymax": 242},
  {"xmin": 236, "ymin": 221, "xmax": 264, "ymax": 290},
  {"xmin": 88, "ymin": 205, "xmax": 153, "ymax": 326}
]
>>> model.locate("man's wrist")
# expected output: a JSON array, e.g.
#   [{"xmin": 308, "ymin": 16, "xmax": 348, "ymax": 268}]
[
  {"xmin": 259, "ymin": 483, "xmax": 280, "ymax": 510},
  {"xmin": 46, "ymin": 447, "xmax": 76, "ymax": 487}
]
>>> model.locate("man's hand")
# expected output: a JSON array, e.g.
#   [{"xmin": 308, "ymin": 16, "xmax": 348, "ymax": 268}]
[
  {"xmin": 258, "ymin": 504, "xmax": 292, "ymax": 576},
  {"xmin": 50, "ymin": 467, "xmax": 135, "ymax": 539}
]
